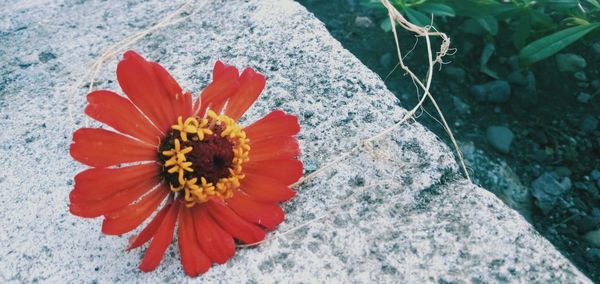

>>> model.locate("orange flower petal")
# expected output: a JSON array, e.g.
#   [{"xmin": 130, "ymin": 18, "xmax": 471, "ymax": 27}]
[
  {"xmin": 70, "ymin": 177, "xmax": 160, "ymax": 218},
  {"xmin": 224, "ymin": 67, "xmax": 266, "ymax": 121},
  {"xmin": 128, "ymin": 203, "xmax": 172, "ymax": 251},
  {"xmin": 70, "ymin": 163, "xmax": 160, "ymax": 202},
  {"xmin": 206, "ymin": 199, "xmax": 265, "ymax": 244},
  {"xmin": 195, "ymin": 63, "xmax": 240, "ymax": 116},
  {"xmin": 239, "ymin": 172, "xmax": 296, "ymax": 202},
  {"xmin": 212, "ymin": 60, "xmax": 226, "ymax": 79},
  {"xmin": 70, "ymin": 128, "xmax": 157, "ymax": 167},
  {"xmin": 102, "ymin": 185, "xmax": 168, "ymax": 235},
  {"xmin": 193, "ymin": 206, "xmax": 235, "ymax": 264},
  {"xmin": 243, "ymin": 159, "xmax": 303, "ymax": 186},
  {"xmin": 85, "ymin": 90, "xmax": 163, "ymax": 145},
  {"xmin": 150, "ymin": 62, "xmax": 191, "ymax": 118},
  {"xmin": 244, "ymin": 110, "xmax": 300, "ymax": 142},
  {"xmin": 139, "ymin": 201, "xmax": 180, "ymax": 272},
  {"xmin": 117, "ymin": 50, "xmax": 177, "ymax": 132},
  {"xmin": 227, "ymin": 190, "xmax": 284, "ymax": 230},
  {"xmin": 248, "ymin": 135, "xmax": 300, "ymax": 162},
  {"xmin": 178, "ymin": 206, "xmax": 211, "ymax": 276},
  {"xmin": 181, "ymin": 91, "xmax": 193, "ymax": 118}
]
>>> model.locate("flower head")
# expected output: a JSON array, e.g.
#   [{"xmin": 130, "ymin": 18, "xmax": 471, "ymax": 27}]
[{"xmin": 69, "ymin": 51, "xmax": 302, "ymax": 276}]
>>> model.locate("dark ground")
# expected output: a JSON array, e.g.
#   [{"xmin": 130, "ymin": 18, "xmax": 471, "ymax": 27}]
[{"xmin": 299, "ymin": 0, "xmax": 600, "ymax": 281}]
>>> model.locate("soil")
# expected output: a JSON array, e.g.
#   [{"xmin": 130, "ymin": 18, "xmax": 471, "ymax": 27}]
[{"xmin": 299, "ymin": 0, "xmax": 600, "ymax": 281}]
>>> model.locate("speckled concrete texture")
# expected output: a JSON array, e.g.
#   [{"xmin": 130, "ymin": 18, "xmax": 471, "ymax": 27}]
[{"xmin": 0, "ymin": 0, "xmax": 590, "ymax": 282}]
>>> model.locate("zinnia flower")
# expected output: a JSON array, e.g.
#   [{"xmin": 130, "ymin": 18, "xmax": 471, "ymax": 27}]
[{"xmin": 69, "ymin": 50, "xmax": 302, "ymax": 276}]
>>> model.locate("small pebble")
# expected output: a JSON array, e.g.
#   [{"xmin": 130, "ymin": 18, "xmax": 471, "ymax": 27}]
[
  {"xmin": 354, "ymin": 16, "xmax": 374, "ymax": 28},
  {"xmin": 486, "ymin": 126, "xmax": 514, "ymax": 154},
  {"xmin": 556, "ymin": 53, "xmax": 586, "ymax": 72},
  {"xmin": 560, "ymin": 177, "xmax": 572, "ymax": 191},
  {"xmin": 470, "ymin": 80, "xmax": 511, "ymax": 103},
  {"xmin": 577, "ymin": 92, "xmax": 592, "ymax": 104},
  {"xmin": 444, "ymin": 67, "xmax": 466, "ymax": 81},
  {"xmin": 584, "ymin": 229, "xmax": 600, "ymax": 247},
  {"xmin": 574, "ymin": 71, "xmax": 587, "ymax": 81},
  {"xmin": 591, "ymin": 170, "xmax": 600, "ymax": 181},
  {"xmin": 579, "ymin": 115, "xmax": 598, "ymax": 133}
]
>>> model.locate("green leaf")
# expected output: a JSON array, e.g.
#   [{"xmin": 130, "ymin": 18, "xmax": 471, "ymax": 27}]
[
  {"xmin": 530, "ymin": 9, "xmax": 553, "ymax": 26},
  {"xmin": 478, "ymin": 42, "xmax": 500, "ymax": 79},
  {"xmin": 477, "ymin": 16, "xmax": 499, "ymax": 35},
  {"xmin": 512, "ymin": 13, "xmax": 532, "ymax": 49},
  {"xmin": 480, "ymin": 65, "xmax": 501, "ymax": 79},
  {"xmin": 359, "ymin": 0, "xmax": 385, "ymax": 9},
  {"xmin": 479, "ymin": 43, "xmax": 495, "ymax": 68},
  {"xmin": 519, "ymin": 23, "xmax": 600, "ymax": 65},
  {"xmin": 380, "ymin": 18, "xmax": 392, "ymax": 32},
  {"xmin": 417, "ymin": 3, "xmax": 456, "ymax": 17},
  {"xmin": 462, "ymin": 18, "xmax": 484, "ymax": 34},
  {"xmin": 404, "ymin": 7, "xmax": 431, "ymax": 27},
  {"xmin": 584, "ymin": 0, "xmax": 600, "ymax": 9},
  {"xmin": 445, "ymin": 0, "xmax": 507, "ymax": 18},
  {"xmin": 537, "ymin": 0, "xmax": 579, "ymax": 10},
  {"xmin": 563, "ymin": 17, "xmax": 591, "ymax": 26}
]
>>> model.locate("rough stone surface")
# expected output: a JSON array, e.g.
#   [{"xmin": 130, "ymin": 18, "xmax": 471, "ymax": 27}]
[
  {"xmin": 458, "ymin": 141, "xmax": 534, "ymax": 220},
  {"xmin": 0, "ymin": 0, "xmax": 590, "ymax": 283}
]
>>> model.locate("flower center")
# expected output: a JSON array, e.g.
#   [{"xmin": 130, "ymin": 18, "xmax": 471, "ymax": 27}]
[{"xmin": 159, "ymin": 111, "xmax": 250, "ymax": 207}]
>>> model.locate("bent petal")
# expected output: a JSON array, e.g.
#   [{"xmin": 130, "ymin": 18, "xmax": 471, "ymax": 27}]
[
  {"xmin": 193, "ymin": 206, "xmax": 235, "ymax": 264},
  {"xmin": 70, "ymin": 163, "xmax": 160, "ymax": 202},
  {"xmin": 70, "ymin": 128, "xmax": 157, "ymax": 167},
  {"xmin": 117, "ymin": 51, "xmax": 177, "ymax": 132},
  {"xmin": 224, "ymin": 67, "xmax": 266, "ymax": 121},
  {"xmin": 102, "ymin": 185, "xmax": 169, "ymax": 235},
  {"xmin": 178, "ymin": 206, "xmax": 211, "ymax": 276},
  {"xmin": 205, "ymin": 199, "xmax": 265, "ymax": 244},
  {"xmin": 243, "ymin": 159, "xmax": 303, "ymax": 186},
  {"xmin": 227, "ymin": 191, "xmax": 284, "ymax": 230},
  {"xmin": 85, "ymin": 90, "xmax": 163, "ymax": 145},
  {"xmin": 139, "ymin": 201, "xmax": 180, "ymax": 272},
  {"xmin": 244, "ymin": 110, "xmax": 300, "ymax": 142},
  {"xmin": 195, "ymin": 63, "xmax": 240, "ymax": 116},
  {"xmin": 248, "ymin": 136, "xmax": 300, "ymax": 162}
]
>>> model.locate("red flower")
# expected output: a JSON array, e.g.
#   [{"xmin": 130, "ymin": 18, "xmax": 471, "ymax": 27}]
[{"xmin": 69, "ymin": 51, "xmax": 302, "ymax": 276}]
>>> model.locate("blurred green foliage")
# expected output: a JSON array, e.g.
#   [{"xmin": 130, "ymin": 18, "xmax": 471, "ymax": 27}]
[{"xmin": 361, "ymin": 0, "xmax": 600, "ymax": 66}]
